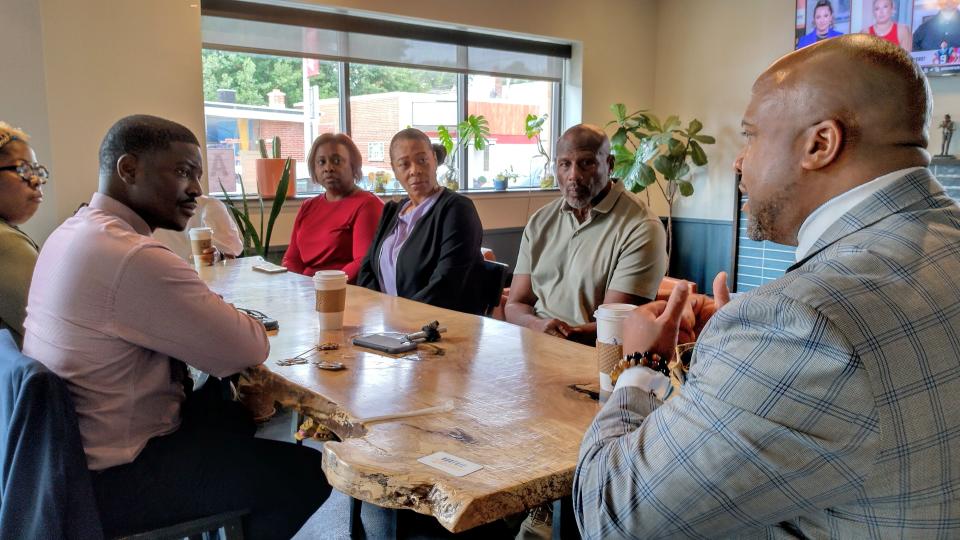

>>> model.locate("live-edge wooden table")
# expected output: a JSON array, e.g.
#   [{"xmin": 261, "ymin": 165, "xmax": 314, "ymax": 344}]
[{"xmin": 199, "ymin": 258, "xmax": 599, "ymax": 533}]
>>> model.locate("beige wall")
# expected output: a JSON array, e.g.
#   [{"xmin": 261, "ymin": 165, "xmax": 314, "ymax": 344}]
[
  {"xmin": 652, "ymin": 0, "xmax": 794, "ymax": 221},
  {"xmin": 11, "ymin": 0, "xmax": 956, "ymax": 242},
  {"xmin": 4, "ymin": 0, "xmax": 56, "ymax": 241},
  {"xmin": 4, "ymin": 0, "xmax": 660, "ymax": 244},
  {"xmin": 301, "ymin": 0, "xmax": 659, "ymax": 129},
  {"xmin": 39, "ymin": 0, "xmax": 206, "ymax": 229},
  {"xmin": 653, "ymin": 0, "xmax": 960, "ymax": 221},
  {"xmin": 929, "ymin": 77, "xmax": 960, "ymax": 157}
]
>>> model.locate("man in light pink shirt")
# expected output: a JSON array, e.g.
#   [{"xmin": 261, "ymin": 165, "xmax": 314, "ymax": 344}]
[{"xmin": 23, "ymin": 115, "xmax": 329, "ymax": 539}]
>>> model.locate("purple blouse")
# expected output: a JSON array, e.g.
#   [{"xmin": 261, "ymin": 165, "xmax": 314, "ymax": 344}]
[{"xmin": 377, "ymin": 189, "xmax": 444, "ymax": 296}]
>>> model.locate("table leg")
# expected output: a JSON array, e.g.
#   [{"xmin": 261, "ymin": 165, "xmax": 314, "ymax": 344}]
[
  {"xmin": 552, "ymin": 497, "xmax": 580, "ymax": 540},
  {"xmin": 348, "ymin": 497, "xmax": 364, "ymax": 538},
  {"xmin": 294, "ymin": 411, "xmax": 305, "ymax": 446}
]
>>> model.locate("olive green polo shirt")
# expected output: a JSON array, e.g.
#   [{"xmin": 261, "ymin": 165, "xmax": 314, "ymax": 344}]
[{"xmin": 514, "ymin": 180, "xmax": 667, "ymax": 325}]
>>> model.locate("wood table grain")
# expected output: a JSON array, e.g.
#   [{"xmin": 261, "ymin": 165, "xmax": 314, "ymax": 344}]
[{"xmin": 199, "ymin": 258, "xmax": 600, "ymax": 533}]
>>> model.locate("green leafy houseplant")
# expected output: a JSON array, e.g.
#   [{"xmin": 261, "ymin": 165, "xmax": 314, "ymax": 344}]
[
  {"xmin": 494, "ymin": 166, "xmax": 518, "ymax": 190},
  {"xmin": 525, "ymin": 113, "xmax": 555, "ymax": 189},
  {"xmin": 437, "ymin": 114, "xmax": 490, "ymax": 190},
  {"xmin": 607, "ymin": 103, "xmax": 715, "ymax": 262},
  {"xmin": 220, "ymin": 157, "xmax": 292, "ymax": 262}
]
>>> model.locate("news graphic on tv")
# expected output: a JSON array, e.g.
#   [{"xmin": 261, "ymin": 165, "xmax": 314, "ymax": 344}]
[{"xmin": 795, "ymin": 0, "xmax": 960, "ymax": 75}]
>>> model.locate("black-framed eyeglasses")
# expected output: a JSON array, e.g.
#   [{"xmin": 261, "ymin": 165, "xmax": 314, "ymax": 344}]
[{"xmin": 0, "ymin": 162, "xmax": 49, "ymax": 186}]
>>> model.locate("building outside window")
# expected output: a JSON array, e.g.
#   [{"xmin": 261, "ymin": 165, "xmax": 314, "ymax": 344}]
[{"xmin": 199, "ymin": 5, "xmax": 570, "ymax": 197}]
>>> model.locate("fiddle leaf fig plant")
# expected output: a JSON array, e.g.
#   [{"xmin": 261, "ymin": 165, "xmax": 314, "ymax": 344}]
[
  {"xmin": 525, "ymin": 113, "xmax": 557, "ymax": 189},
  {"xmin": 524, "ymin": 113, "xmax": 550, "ymax": 162},
  {"xmin": 437, "ymin": 114, "xmax": 490, "ymax": 190},
  {"xmin": 608, "ymin": 103, "xmax": 715, "ymax": 262}
]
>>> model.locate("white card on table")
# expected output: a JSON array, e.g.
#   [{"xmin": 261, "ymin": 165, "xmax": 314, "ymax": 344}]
[{"xmin": 417, "ymin": 452, "xmax": 483, "ymax": 477}]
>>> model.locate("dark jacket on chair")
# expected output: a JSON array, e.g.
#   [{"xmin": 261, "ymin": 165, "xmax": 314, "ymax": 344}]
[
  {"xmin": 0, "ymin": 330, "xmax": 104, "ymax": 540},
  {"xmin": 357, "ymin": 188, "xmax": 485, "ymax": 314}
]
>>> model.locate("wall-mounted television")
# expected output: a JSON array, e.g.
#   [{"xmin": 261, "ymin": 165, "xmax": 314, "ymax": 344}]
[{"xmin": 796, "ymin": 0, "xmax": 960, "ymax": 75}]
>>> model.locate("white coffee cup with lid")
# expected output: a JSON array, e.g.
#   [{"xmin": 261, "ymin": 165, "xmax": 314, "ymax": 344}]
[
  {"xmin": 594, "ymin": 303, "xmax": 638, "ymax": 400},
  {"xmin": 188, "ymin": 227, "xmax": 213, "ymax": 268},
  {"xmin": 313, "ymin": 270, "xmax": 348, "ymax": 330}
]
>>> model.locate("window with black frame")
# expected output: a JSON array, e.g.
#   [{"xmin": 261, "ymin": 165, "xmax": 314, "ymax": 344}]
[{"xmin": 199, "ymin": 0, "xmax": 570, "ymax": 197}]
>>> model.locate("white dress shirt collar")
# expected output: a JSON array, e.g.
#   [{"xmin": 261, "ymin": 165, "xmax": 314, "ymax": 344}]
[{"xmin": 795, "ymin": 167, "xmax": 925, "ymax": 262}]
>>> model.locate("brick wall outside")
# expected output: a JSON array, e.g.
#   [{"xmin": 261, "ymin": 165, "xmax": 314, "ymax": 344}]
[
  {"xmin": 350, "ymin": 96, "xmax": 400, "ymax": 170},
  {"xmin": 315, "ymin": 100, "xmax": 340, "ymax": 136},
  {"xmin": 259, "ymin": 120, "xmax": 305, "ymax": 162}
]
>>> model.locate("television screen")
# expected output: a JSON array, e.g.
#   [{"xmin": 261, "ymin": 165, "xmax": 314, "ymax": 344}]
[{"xmin": 795, "ymin": 0, "xmax": 960, "ymax": 75}]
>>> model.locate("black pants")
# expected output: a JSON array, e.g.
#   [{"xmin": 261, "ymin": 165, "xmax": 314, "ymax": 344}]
[{"xmin": 91, "ymin": 379, "xmax": 331, "ymax": 540}]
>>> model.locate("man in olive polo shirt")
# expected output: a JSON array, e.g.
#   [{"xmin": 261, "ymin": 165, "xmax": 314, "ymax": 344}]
[{"xmin": 505, "ymin": 124, "xmax": 667, "ymax": 345}]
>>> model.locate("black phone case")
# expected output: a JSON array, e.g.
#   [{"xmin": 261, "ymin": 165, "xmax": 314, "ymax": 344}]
[{"xmin": 352, "ymin": 334, "xmax": 417, "ymax": 354}]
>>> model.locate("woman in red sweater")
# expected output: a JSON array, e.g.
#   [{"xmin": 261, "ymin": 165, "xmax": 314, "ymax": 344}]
[{"xmin": 282, "ymin": 133, "xmax": 383, "ymax": 282}]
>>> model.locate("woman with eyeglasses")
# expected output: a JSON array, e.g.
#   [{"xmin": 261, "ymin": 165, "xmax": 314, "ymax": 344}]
[{"xmin": 0, "ymin": 122, "xmax": 47, "ymax": 347}]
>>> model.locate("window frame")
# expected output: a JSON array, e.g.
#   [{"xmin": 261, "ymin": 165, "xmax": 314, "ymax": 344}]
[{"xmin": 201, "ymin": 30, "xmax": 565, "ymax": 195}]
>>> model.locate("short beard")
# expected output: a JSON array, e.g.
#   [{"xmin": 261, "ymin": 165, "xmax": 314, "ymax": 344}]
[
  {"xmin": 564, "ymin": 195, "xmax": 590, "ymax": 209},
  {"xmin": 746, "ymin": 195, "xmax": 787, "ymax": 242}
]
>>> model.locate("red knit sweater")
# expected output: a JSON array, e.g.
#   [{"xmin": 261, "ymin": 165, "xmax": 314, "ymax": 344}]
[{"xmin": 282, "ymin": 190, "xmax": 384, "ymax": 283}]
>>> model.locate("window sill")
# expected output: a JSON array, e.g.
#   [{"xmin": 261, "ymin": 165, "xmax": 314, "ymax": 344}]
[{"xmin": 215, "ymin": 188, "xmax": 560, "ymax": 207}]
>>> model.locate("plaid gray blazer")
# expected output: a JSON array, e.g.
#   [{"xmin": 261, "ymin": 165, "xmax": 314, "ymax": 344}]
[{"xmin": 574, "ymin": 169, "xmax": 960, "ymax": 538}]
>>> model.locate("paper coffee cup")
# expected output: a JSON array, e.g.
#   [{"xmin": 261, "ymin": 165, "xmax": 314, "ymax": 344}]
[
  {"xmin": 594, "ymin": 303, "xmax": 637, "ymax": 400},
  {"xmin": 313, "ymin": 270, "xmax": 348, "ymax": 330},
  {"xmin": 188, "ymin": 227, "xmax": 213, "ymax": 267}
]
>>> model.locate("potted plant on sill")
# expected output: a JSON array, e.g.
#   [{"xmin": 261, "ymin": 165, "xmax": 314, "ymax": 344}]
[
  {"xmin": 373, "ymin": 171, "xmax": 389, "ymax": 194},
  {"xmin": 525, "ymin": 113, "xmax": 555, "ymax": 189},
  {"xmin": 494, "ymin": 167, "xmax": 518, "ymax": 191},
  {"xmin": 219, "ymin": 157, "xmax": 292, "ymax": 262},
  {"xmin": 255, "ymin": 136, "xmax": 296, "ymax": 199},
  {"xmin": 607, "ymin": 103, "xmax": 715, "ymax": 264},
  {"xmin": 437, "ymin": 114, "xmax": 490, "ymax": 191}
]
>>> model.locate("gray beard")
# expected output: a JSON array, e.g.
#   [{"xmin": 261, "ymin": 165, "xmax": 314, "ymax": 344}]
[{"xmin": 565, "ymin": 196, "xmax": 590, "ymax": 209}]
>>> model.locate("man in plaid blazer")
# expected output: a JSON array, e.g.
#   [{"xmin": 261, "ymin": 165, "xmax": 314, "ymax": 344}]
[{"xmin": 574, "ymin": 35, "xmax": 960, "ymax": 538}]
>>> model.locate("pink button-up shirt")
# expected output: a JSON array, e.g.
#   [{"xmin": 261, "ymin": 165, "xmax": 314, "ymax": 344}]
[{"xmin": 23, "ymin": 193, "xmax": 269, "ymax": 470}]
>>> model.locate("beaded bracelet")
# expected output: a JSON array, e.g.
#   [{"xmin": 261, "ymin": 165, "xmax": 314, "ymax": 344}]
[{"xmin": 625, "ymin": 351, "xmax": 670, "ymax": 377}]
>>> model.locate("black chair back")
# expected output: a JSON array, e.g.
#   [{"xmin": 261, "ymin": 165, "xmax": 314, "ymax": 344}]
[{"xmin": 478, "ymin": 260, "xmax": 510, "ymax": 317}]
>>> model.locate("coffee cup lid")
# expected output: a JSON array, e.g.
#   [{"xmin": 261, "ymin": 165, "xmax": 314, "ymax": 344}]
[
  {"xmin": 313, "ymin": 270, "xmax": 348, "ymax": 281},
  {"xmin": 594, "ymin": 303, "xmax": 637, "ymax": 320},
  {"xmin": 189, "ymin": 227, "xmax": 212, "ymax": 237}
]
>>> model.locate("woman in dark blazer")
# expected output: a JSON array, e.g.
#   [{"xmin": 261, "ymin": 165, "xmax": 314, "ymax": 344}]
[{"xmin": 357, "ymin": 128, "xmax": 484, "ymax": 314}]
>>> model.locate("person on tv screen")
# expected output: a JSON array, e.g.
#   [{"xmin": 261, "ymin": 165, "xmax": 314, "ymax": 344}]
[
  {"xmin": 914, "ymin": 0, "xmax": 960, "ymax": 51},
  {"xmin": 798, "ymin": 0, "xmax": 845, "ymax": 48},
  {"xmin": 935, "ymin": 40, "xmax": 953, "ymax": 63},
  {"xmin": 864, "ymin": 0, "xmax": 913, "ymax": 51}
]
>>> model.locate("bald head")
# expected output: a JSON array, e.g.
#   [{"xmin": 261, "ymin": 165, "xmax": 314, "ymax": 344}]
[
  {"xmin": 758, "ymin": 34, "xmax": 930, "ymax": 156},
  {"xmin": 557, "ymin": 124, "xmax": 611, "ymax": 156},
  {"xmin": 736, "ymin": 34, "xmax": 930, "ymax": 246}
]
